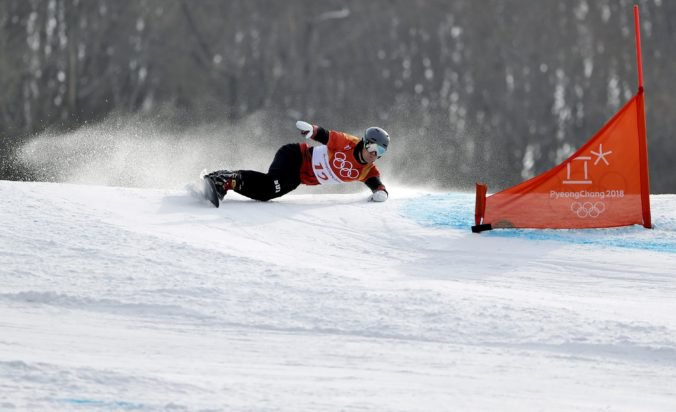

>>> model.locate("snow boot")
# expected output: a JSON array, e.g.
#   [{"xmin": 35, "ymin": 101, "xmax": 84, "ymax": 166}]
[{"xmin": 205, "ymin": 170, "xmax": 241, "ymax": 200}]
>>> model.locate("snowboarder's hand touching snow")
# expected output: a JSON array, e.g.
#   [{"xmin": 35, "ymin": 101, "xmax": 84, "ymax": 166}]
[{"xmin": 371, "ymin": 190, "xmax": 388, "ymax": 202}]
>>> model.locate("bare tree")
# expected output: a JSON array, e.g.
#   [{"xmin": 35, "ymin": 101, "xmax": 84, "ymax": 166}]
[{"xmin": 1, "ymin": 0, "xmax": 674, "ymax": 191}]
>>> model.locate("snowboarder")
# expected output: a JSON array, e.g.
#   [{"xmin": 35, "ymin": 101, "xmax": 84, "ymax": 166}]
[{"xmin": 203, "ymin": 121, "xmax": 390, "ymax": 206}]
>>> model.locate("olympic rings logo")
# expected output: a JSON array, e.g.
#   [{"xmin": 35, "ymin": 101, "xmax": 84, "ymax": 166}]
[
  {"xmin": 332, "ymin": 152, "xmax": 359, "ymax": 179},
  {"xmin": 570, "ymin": 201, "xmax": 605, "ymax": 218}
]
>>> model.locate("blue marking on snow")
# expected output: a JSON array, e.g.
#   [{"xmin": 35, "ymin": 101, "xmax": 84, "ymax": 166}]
[
  {"xmin": 61, "ymin": 398, "xmax": 144, "ymax": 409},
  {"xmin": 400, "ymin": 192, "xmax": 476, "ymax": 231},
  {"xmin": 401, "ymin": 193, "xmax": 676, "ymax": 253}
]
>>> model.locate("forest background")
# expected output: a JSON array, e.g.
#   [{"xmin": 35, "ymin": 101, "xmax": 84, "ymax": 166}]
[{"xmin": 1, "ymin": 0, "xmax": 674, "ymax": 192}]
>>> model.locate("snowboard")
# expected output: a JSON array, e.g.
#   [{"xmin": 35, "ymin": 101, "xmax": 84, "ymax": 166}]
[{"xmin": 200, "ymin": 170, "xmax": 220, "ymax": 208}]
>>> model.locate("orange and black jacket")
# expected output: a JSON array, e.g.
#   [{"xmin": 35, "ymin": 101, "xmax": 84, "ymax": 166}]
[{"xmin": 298, "ymin": 127, "xmax": 387, "ymax": 194}]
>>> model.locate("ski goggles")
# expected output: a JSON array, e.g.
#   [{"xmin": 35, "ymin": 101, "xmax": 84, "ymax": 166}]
[{"xmin": 365, "ymin": 141, "xmax": 387, "ymax": 157}]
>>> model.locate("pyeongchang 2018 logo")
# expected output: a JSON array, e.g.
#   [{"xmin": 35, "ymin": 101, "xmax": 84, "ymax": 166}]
[
  {"xmin": 550, "ymin": 191, "xmax": 607, "ymax": 219},
  {"xmin": 570, "ymin": 201, "xmax": 605, "ymax": 218},
  {"xmin": 550, "ymin": 143, "xmax": 621, "ymax": 219}
]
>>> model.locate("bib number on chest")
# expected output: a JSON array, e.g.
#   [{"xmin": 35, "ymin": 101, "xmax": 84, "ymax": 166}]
[{"xmin": 312, "ymin": 145, "xmax": 359, "ymax": 185}]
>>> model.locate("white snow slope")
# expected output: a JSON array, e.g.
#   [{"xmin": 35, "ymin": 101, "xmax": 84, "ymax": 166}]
[{"xmin": 1, "ymin": 180, "xmax": 676, "ymax": 411}]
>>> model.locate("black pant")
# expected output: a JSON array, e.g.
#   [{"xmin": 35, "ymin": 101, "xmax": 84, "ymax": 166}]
[{"xmin": 234, "ymin": 143, "xmax": 302, "ymax": 201}]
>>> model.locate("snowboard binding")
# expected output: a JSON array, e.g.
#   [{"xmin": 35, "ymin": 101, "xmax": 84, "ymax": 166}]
[{"xmin": 202, "ymin": 170, "xmax": 240, "ymax": 208}]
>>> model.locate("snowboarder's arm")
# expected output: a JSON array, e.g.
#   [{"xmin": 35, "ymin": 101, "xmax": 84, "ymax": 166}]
[
  {"xmin": 312, "ymin": 127, "xmax": 330, "ymax": 144},
  {"xmin": 365, "ymin": 176, "xmax": 388, "ymax": 202},
  {"xmin": 296, "ymin": 120, "xmax": 329, "ymax": 144}
]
